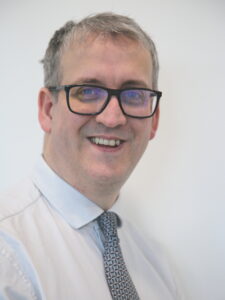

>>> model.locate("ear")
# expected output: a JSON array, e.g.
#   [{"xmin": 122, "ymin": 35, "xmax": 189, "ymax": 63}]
[
  {"xmin": 149, "ymin": 107, "xmax": 160, "ymax": 140},
  {"xmin": 38, "ymin": 88, "xmax": 55, "ymax": 133}
]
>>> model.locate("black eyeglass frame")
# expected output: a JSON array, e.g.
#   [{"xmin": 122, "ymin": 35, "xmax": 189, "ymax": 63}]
[{"xmin": 48, "ymin": 84, "xmax": 162, "ymax": 119}]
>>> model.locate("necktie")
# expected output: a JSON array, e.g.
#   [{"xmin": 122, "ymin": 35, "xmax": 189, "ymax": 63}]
[{"xmin": 98, "ymin": 211, "xmax": 140, "ymax": 300}]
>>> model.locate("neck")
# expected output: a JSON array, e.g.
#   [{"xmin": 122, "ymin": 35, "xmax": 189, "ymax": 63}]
[
  {"xmin": 72, "ymin": 181, "xmax": 120, "ymax": 210},
  {"xmin": 43, "ymin": 153, "xmax": 122, "ymax": 210}
]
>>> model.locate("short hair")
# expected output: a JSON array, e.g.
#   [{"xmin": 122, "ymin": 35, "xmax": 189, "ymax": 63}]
[{"xmin": 41, "ymin": 12, "xmax": 159, "ymax": 89}]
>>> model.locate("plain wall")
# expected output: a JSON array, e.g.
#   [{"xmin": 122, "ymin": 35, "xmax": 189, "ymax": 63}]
[{"xmin": 1, "ymin": 0, "xmax": 225, "ymax": 299}]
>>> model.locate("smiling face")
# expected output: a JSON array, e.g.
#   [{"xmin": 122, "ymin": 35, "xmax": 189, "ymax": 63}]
[{"xmin": 38, "ymin": 35, "xmax": 159, "ymax": 208}]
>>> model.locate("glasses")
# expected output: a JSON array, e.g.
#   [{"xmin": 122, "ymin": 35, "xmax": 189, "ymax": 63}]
[{"xmin": 48, "ymin": 84, "xmax": 162, "ymax": 119}]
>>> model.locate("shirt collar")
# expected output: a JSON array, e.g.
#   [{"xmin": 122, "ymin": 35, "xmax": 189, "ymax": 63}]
[{"xmin": 31, "ymin": 156, "xmax": 122, "ymax": 229}]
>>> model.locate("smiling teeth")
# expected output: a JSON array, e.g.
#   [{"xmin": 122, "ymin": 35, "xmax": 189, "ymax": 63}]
[{"xmin": 91, "ymin": 137, "xmax": 121, "ymax": 147}]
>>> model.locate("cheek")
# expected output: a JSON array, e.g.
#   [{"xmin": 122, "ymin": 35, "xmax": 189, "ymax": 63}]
[
  {"xmin": 49, "ymin": 107, "xmax": 73, "ymax": 150},
  {"xmin": 135, "ymin": 135, "xmax": 150, "ymax": 157},
  {"xmin": 132, "ymin": 119, "xmax": 152, "ymax": 142},
  {"xmin": 130, "ymin": 121, "xmax": 151, "ymax": 159},
  {"xmin": 51, "ymin": 112, "xmax": 91, "ymax": 148}
]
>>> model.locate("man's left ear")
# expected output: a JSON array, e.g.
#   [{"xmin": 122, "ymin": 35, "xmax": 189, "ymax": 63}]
[{"xmin": 149, "ymin": 108, "xmax": 160, "ymax": 140}]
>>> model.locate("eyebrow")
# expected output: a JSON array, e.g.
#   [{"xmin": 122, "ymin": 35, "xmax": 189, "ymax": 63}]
[
  {"xmin": 120, "ymin": 80, "xmax": 149, "ymax": 88},
  {"xmin": 69, "ymin": 78, "xmax": 150, "ymax": 89},
  {"xmin": 74, "ymin": 78, "xmax": 103, "ymax": 85}
]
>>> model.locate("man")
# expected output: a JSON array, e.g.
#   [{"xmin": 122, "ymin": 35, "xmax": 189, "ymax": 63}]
[{"xmin": 0, "ymin": 13, "xmax": 178, "ymax": 299}]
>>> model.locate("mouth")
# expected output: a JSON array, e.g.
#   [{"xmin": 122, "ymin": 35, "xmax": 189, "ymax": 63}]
[{"xmin": 89, "ymin": 137, "xmax": 124, "ymax": 148}]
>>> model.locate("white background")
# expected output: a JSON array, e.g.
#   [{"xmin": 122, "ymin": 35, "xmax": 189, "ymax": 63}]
[{"xmin": 1, "ymin": 0, "xmax": 225, "ymax": 299}]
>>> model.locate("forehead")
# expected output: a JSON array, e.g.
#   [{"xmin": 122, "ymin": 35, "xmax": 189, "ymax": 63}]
[{"xmin": 60, "ymin": 34, "xmax": 152, "ymax": 87}]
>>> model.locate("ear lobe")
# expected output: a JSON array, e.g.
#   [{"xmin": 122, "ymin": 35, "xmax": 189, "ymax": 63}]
[
  {"xmin": 38, "ymin": 88, "xmax": 54, "ymax": 133},
  {"xmin": 149, "ymin": 107, "xmax": 160, "ymax": 140}
]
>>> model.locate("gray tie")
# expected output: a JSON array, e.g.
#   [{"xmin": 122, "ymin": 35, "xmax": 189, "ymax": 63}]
[{"xmin": 98, "ymin": 211, "xmax": 140, "ymax": 300}]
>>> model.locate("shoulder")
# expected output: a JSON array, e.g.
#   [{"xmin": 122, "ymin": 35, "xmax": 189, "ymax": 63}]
[
  {"xmin": 0, "ymin": 231, "xmax": 44, "ymax": 299},
  {"xmin": 0, "ymin": 178, "xmax": 41, "ymax": 222}
]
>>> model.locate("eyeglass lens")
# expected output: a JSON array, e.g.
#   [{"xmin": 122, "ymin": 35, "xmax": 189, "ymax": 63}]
[{"xmin": 68, "ymin": 86, "xmax": 157, "ymax": 117}]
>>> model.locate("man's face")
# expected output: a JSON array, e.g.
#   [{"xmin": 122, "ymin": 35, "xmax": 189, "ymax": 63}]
[{"xmin": 39, "ymin": 35, "xmax": 159, "ymax": 198}]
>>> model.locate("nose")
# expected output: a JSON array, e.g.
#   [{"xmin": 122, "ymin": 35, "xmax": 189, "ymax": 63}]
[{"xmin": 95, "ymin": 96, "xmax": 127, "ymax": 128}]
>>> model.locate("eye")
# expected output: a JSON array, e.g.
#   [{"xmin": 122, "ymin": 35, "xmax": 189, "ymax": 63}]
[
  {"xmin": 77, "ymin": 87, "xmax": 99, "ymax": 100},
  {"xmin": 69, "ymin": 86, "xmax": 107, "ymax": 103},
  {"xmin": 121, "ymin": 90, "xmax": 148, "ymax": 106}
]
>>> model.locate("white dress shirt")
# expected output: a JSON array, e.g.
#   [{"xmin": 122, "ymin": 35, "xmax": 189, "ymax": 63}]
[{"xmin": 0, "ymin": 157, "xmax": 179, "ymax": 300}]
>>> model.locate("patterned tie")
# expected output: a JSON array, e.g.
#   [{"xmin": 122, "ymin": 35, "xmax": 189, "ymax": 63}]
[{"xmin": 98, "ymin": 211, "xmax": 140, "ymax": 300}]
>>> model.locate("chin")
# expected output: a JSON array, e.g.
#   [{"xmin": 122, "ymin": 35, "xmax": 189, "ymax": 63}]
[{"xmin": 89, "ymin": 166, "xmax": 129, "ymax": 186}]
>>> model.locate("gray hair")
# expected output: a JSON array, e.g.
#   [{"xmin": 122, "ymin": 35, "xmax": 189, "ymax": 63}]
[{"xmin": 41, "ymin": 12, "xmax": 159, "ymax": 89}]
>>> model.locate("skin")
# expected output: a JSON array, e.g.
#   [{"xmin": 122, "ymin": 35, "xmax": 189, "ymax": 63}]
[{"xmin": 38, "ymin": 35, "xmax": 159, "ymax": 210}]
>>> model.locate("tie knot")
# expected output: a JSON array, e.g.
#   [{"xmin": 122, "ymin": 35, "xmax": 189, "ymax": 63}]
[{"xmin": 98, "ymin": 211, "xmax": 118, "ymax": 240}]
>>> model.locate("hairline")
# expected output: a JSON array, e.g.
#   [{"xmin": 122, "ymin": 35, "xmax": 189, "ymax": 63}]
[
  {"xmin": 58, "ymin": 31, "xmax": 153, "ymax": 85},
  {"xmin": 57, "ymin": 31, "xmax": 157, "ymax": 90}
]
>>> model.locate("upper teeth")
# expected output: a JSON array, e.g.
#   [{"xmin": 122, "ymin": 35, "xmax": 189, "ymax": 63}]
[{"xmin": 91, "ymin": 137, "xmax": 121, "ymax": 147}]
